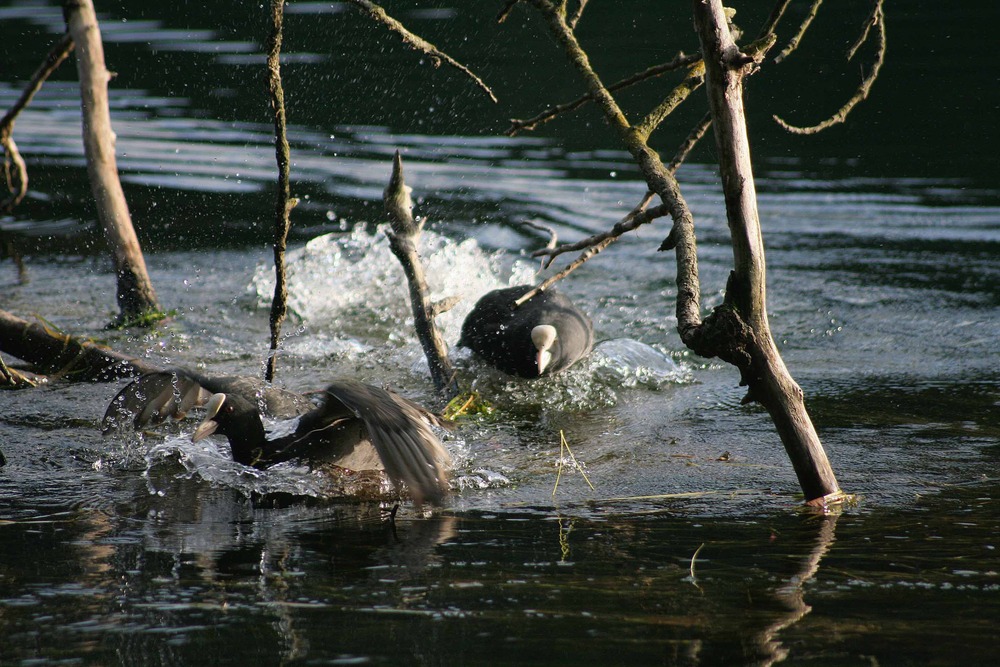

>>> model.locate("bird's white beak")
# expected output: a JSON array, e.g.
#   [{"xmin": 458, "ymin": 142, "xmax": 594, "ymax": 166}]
[
  {"xmin": 531, "ymin": 325, "xmax": 557, "ymax": 375},
  {"xmin": 192, "ymin": 393, "xmax": 226, "ymax": 442}
]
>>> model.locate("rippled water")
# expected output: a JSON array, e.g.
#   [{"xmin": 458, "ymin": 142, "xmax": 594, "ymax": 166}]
[{"xmin": 2, "ymin": 2, "xmax": 999, "ymax": 665}]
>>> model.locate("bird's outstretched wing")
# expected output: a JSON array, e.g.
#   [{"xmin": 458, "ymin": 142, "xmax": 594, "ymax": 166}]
[
  {"xmin": 102, "ymin": 369, "xmax": 313, "ymax": 433},
  {"xmin": 322, "ymin": 380, "xmax": 452, "ymax": 505},
  {"xmin": 102, "ymin": 370, "xmax": 212, "ymax": 433}
]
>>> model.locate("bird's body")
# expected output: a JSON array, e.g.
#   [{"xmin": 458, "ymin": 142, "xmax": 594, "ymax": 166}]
[
  {"xmin": 459, "ymin": 285, "xmax": 594, "ymax": 378},
  {"xmin": 103, "ymin": 370, "xmax": 451, "ymax": 504}
]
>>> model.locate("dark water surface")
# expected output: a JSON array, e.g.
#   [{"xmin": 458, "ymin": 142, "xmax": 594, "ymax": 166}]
[{"xmin": 1, "ymin": 2, "xmax": 998, "ymax": 665}]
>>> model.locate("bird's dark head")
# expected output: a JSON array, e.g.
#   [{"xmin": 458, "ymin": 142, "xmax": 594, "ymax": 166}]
[{"xmin": 192, "ymin": 392, "xmax": 267, "ymax": 465}]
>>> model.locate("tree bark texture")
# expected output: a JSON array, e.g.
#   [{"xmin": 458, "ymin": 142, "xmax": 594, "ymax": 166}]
[
  {"xmin": 64, "ymin": 0, "xmax": 160, "ymax": 325},
  {"xmin": 693, "ymin": 0, "xmax": 841, "ymax": 504}
]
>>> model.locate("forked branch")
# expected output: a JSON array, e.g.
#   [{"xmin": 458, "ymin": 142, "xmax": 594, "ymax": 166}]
[{"xmin": 773, "ymin": 0, "xmax": 886, "ymax": 134}]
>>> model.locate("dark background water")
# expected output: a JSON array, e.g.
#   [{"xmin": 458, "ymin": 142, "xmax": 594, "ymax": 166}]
[{"xmin": 1, "ymin": 2, "xmax": 998, "ymax": 665}]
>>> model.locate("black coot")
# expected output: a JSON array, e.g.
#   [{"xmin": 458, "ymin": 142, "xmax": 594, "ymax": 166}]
[
  {"xmin": 103, "ymin": 369, "xmax": 451, "ymax": 504},
  {"xmin": 459, "ymin": 285, "xmax": 593, "ymax": 378}
]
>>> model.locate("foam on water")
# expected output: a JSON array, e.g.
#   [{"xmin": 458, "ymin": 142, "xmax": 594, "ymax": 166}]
[{"xmin": 246, "ymin": 224, "xmax": 537, "ymax": 352}]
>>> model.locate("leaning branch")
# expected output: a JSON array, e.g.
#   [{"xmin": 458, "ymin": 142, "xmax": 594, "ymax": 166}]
[
  {"xmin": 515, "ymin": 202, "xmax": 669, "ymax": 307},
  {"xmin": 525, "ymin": 110, "xmax": 711, "ymax": 300},
  {"xmin": 1, "ymin": 33, "xmax": 74, "ymax": 212},
  {"xmin": 64, "ymin": 0, "xmax": 162, "ymax": 327},
  {"xmin": 384, "ymin": 152, "xmax": 459, "ymax": 400},
  {"xmin": 346, "ymin": 0, "xmax": 497, "ymax": 103},
  {"xmin": 773, "ymin": 0, "xmax": 885, "ymax": 134}
]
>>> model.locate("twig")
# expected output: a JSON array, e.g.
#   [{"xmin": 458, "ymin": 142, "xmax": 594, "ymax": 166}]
[
  {"xmin": 567, "ymin": 0, "xmax": 589, "ymax": 29},
  {"xmin": 774, "ymin": 0, "xmax": 823, "ymax": 64},
  {"xmin": 758, "ymin": 0, "xmax": 795, "ymax": 39},
  {"xmin": 506, "ymin": 51, "xmax": 701, "ymax": 136},
  {"xmin": 666, "ymin": 111, "xmax": 712, "ymax": 174},
  {"xmin": 264, "ymin": 0, "xmax": 296, "ymax": 382},
  {"xmin": 689, "ymin": 542, "xmax": 705, "ymax": 580},
  {"xmin": 847, "ymin": 0, "xmax": 883, "ymax": 60},
  {"xmin": 773, "ymin": 0, "xmax": 885, "ymax": 135},
  {"xmin": 1, "ymin": 33, "xmax": 74, "ymax": 212},
  {"xmin": 552, "ymin": 430, "xmax": 594, "ymax": 497},
  {"xmin": 520, "ymin": 110, "xmax": 708, "ymax": 299},
  {"xmin": 496, "ymin": 0, "xmax": 521, "ymax": 24},
  {"xmin": 347, "ymin": 0, "xmax": 497, "ymax": 103}
]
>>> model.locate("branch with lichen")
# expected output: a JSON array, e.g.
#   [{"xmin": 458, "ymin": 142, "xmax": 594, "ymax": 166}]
[
  {"xmin": 346, "ymin": 0, "xmax": 497, "ymax": 103},
  {"xmin": 773, "ymin": 0, "xmax": 885, "ymax": 134}
]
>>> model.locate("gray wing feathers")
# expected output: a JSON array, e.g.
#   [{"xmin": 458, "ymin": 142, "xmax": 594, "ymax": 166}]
[
  {"xmin": 103, "ymin": 371, "xmax": 212, "ymax": 432},
  {"xmin": 324, "ymin": 380, "xmax": 451, "ymax": 504}
]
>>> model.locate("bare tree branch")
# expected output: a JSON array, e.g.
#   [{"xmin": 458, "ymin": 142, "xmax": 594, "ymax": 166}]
[
  {"xmin": 774, "ymin": 0, "xmax": 823, "ymax": 64},
  {"xmin": 347, "ymin": 0, "xmax": 497, "ymax": 103},
  {"xmin": 264, "ymin": 0, "xmax": 297, "ymax": 383},
  {"xmin": 758, "ymin": 0, "xmax": 795, "ymax": 39},
  {"xmin": 1, "ymin": 33, "xmax": 75, "ymax": 212},
  {"xmin": 495, "ymin": 0, "xmax": 521, "ymax": 24},
  {"xmin": 635, "ymin": 61, "xmax": 705, "ymax": 140},
  {"xmin": 567, "ymin": 0, "xmax": 589, "ymax": 29},
  {"xmin": 773, "ymin": 0, "xmax": 885, "ymax": 135},
  {"xmin": 506, "ymin": 51, "xmax": 701, "ymax": 136},
  {"xmin": 64, "ymin": 0, "xmax": 161, "ymax": 326}
]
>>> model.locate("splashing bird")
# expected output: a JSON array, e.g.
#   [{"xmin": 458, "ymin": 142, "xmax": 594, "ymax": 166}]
[
  {"xmin": 103, "ymin": 369, "xmax": 451, "ymax": 504},
  {"xmin": 459, "ymin": 285, "xmax": 594, "ymax": 378}
]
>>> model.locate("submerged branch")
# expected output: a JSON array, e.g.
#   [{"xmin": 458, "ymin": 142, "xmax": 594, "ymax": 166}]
[
  {"xmin": 773, "ymin": 0, "xmax": 885, "ymax": 134},
  {"xmin": 65, "ymin": 0, "xmax": 161, "ymax": 326},
  {"xmin": 347, "ymin": 0, "xmax": 497, "ymax": 103}
]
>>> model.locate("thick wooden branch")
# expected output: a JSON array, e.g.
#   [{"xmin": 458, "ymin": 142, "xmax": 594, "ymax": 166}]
[
  {"xmin": 0, "ymin": 308, "xmax": 161, "ymax": 382},
  {"xmin": 694, "ymin": 0, "xmax": 842, "ymax": 503},
  {"xmin": 384, "ymin": 152, "xmax": 459, "ymax": 400},
  {"xmin": 346, "ymin": 0, "xmax": 497, "ymax": 103},
  {"xmin": 64, "ymin": 0, "xmax": 161, "ymax": 326},
  {"xmin": 264, "ymin": 0, "xmax": 297, "ymax": 383}
]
